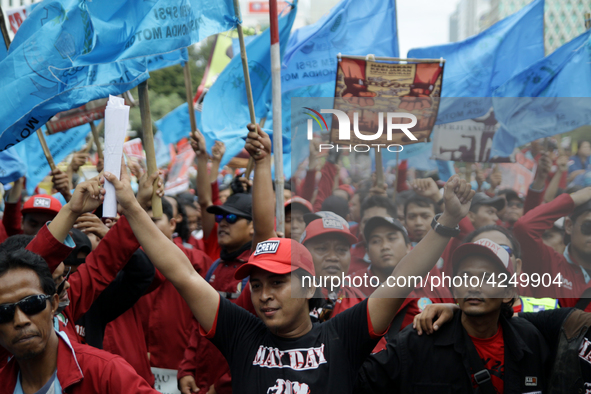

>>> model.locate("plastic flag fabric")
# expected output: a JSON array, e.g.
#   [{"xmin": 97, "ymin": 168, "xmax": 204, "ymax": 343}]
[
  {"xmin": 407, "ymin": 0, "xmax": 544, "ymax": 124},
  {"xmin": 0, "ymin": 2, "xmax": 149, "ymax": 151},
  {"xmin": 201, "ymin": 2, "xmax": 297, "ymax": 142},
  {"xmin": 491, "ymin": 30, "xmax": 591, "ymax": 157}
]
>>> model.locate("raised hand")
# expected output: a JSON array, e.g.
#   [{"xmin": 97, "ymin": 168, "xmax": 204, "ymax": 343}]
[
  {"xmin": 68, "ymin": 176, "xmax": 105, "ymax": 215},
  {"xmin": 440, "ymin": 175, "xmax": 475, "ymax": 226},
  {"xmin": 191, "ymin": 130, "xmax": 208, "ymax": 158},
  {"xmin": 411, "ymin": 177, "xmax": 440, "ymax": 202},
  {"xmin": 74, "ymin": 213, "xmax": 110, "ymax": 239},
  {"xmin": 69, "ymin": 151, "xmax": 89, "ymax": 173},
  {"xmin": 556, "ymin": 155, "xmax": 569, "ymax": 173},
  {"xmin": 245, "ymin": 123, "xmax": 271, "ymax": 162},
  {"xmin": 211, "ymin": 140, "xmax": 226, "ymax": 162},
  {"xmin": 136, "ymin": 170, "xmax": 164, "ymax": 210},
  {"xmin": 488, "ymin": 166, "xmax": 502, "ymax": 190},
  {"xmin": 51, "ymin": 168, "xmax": 72, "ymax": 202}
]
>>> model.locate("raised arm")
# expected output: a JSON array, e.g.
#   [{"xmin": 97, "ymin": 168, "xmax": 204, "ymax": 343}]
[
  {"xmin": 210, "ymin": 141, "xmax": 225, "ymax": 184},
  {"xmin": 245, "ymin": 123, "xmax": 276, "ymax": 247},
  {"xmin": 367, "ymin": 175, "xmax": 474, "ymax": 334},
  {"xmin": 192, "ymin": 130, "xmax": 216, "ymax": 239},
  {"xmin": 104, "ymin": 167, "xmax": 220, "ymax": 332}
]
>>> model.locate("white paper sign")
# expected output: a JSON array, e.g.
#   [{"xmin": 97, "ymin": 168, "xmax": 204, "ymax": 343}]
[
  {"xmin": 151, "ymin": 367, "xmax": 181, "ymax": 394},
  {"xmin": 103, "ymin": 95, "xmax": 129, "ymax": 218}
]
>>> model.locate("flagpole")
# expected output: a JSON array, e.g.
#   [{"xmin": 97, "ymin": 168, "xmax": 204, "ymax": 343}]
[
  {"xmin": 0, "ymin": 7, "xmax": 10, "ymax": 50},
  {"xmin": 89, "ymin": 121, "xmax": 103, "ymax": 160},
  {"xmin": 137, "ymin": 80, "xmax": 162, "ymax": 218},
  {"xmin": 233, "ymin": 0, "xmax": 258, "ymax": 179},
  {"xmin": 245, "ymin": 117, "xmax": 266, "ymax": 178},
  {"xmin": 269, "ymin": 0, "xmax": 285, "ymax": 234},
  {"xmin": 183, "ymin": 58, "xmax": 198, "ymax": 135},
  {"xmin": 0, "ymin": 7, "xmax": 58, "ymax": 173}
]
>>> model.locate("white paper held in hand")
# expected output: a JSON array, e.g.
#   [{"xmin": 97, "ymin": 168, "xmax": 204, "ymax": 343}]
[{"xmin": 103, "ymin": 95, "xmax": 129, "ymax": 218}]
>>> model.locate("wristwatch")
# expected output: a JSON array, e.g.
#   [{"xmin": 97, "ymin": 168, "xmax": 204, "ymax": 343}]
[{"xmin": 431, "ymin": 213, "xmax": 460, "ymax": 237}]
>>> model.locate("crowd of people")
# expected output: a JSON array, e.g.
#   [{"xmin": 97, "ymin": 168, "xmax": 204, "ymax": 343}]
[{"xmin": 0, "ymin": 125, "xmax": 591, "ymax": 394}]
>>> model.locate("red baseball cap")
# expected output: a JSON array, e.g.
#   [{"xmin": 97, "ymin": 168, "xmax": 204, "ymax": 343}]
[
  {"xmin": 22, "ymin": 195, "xmax": 62, "ymax": 216},
  {"xmin": 234, "ymin": 238, "xmax": 315, "ymax": 279},
  {"xmin": 452, "ymin": 238, "xmax": 514, "ymax": 276},
  {"xmin": 284, "ymin": 197, "xmax": 313, "ymax": 214},
  {"xmin": 300, "ymin": 214, "xmax": 358, "ymax": 245}
]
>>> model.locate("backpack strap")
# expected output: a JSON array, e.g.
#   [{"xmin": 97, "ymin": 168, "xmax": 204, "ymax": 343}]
[
  {"xmin": 205, "ymin": 259, "xmax": 249, "ymax": 300},
  {"xmin": 463, "ymin": 329, "xmax": 497, "ymax": 394}
]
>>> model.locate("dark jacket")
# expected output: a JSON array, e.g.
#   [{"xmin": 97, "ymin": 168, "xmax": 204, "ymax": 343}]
[
  {"xmin": 520, "ymin": 308, "xmax": 591, "ymax": 394},
  {"xmin": 357, "ymin": 310, "xmax": 549, "ymax": 393}
]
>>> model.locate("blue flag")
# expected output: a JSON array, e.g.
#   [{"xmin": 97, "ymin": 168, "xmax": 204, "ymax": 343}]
[
  {"xmin": 408, "ymin": 0, "xmax": 544, "ymax": 124},
  {"xmin": 65, "ymin": 0, "xmax": 236, "ymax": 66},
  {"xmin": 147, "ymin": 48, "xmax": 189, "ymax": 72},
  {"xmin": 491, "ymin": 30, "xmax": 591, "ymax": 157},
  {"xmin": 15, "ymin": 124, "xmax": 90, "ymax": 195},
  {"xmin": 281, "ymin": 0, "xmax": 399, "ymax": 93},
  {"xmin": 0, "ymin": 2, "xmax": 149, "ymax": 151},
  {"xmin": 0, "ymin": 147, "xmax": 26, "ymax": 184},
  {"xmin": 201, "ymin": 3, "xmax": 297, "ymax": 142},
  {"xmin": 155, "ymin": 102, "xmax": 202, "ymax": 146},
  {"xmin": 0, "ymin": 32, "xmax": 7, "ymax": 63},
  {"xmin": 282, "ymin": 0, "xmax": 399, "ymax": 170}
]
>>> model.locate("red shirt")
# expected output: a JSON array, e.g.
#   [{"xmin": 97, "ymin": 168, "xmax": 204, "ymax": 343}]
[
  {"xmin": 0, "ymin": 331, "xmax": 158, "ymax": 394},
  {"xmin": 470, "ymin": 324, "xmax": 505, "ymax": 394},
  {"xmin": 138, "ymin": 244, "xmax": 212, "ymax": 370},
  {"xmin": 514, "ymin": 193, "xmax": 591, "ymax": 306},
  {"xmin": 349, "ymin": 242, "xmax": 369, "ymax": 275}
]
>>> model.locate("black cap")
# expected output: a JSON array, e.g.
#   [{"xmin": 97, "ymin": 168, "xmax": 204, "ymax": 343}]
[
  {"xmin": 470, "ymin": 193, "xmax": 505, "ymax": 212},
  {"xmin": 64, "ymin": 229, "xmax": 92, "ymax": 266},
  {"xmin": 363, "ymin": 216, "xmax": 409, "ymax": 244},
  {"xmin": 206, "ymin": 193, "xmax": 252, "ymax": 220},
  {"xmin": 497, "ymin": 189, "xmax": 523, "ymax": 203}
]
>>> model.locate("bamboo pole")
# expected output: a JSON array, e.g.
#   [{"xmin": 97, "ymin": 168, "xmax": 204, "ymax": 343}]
[
  {"xmin": 89, "ymin": 121, "xmax": 103, "ymax": 160},
  {"xmin": 137, "ymin": 81, "xmax": 162, "ymax": 217},
  {"xmin": 183, "ymin": 60, "xmax": 198, "ymax": 134}
]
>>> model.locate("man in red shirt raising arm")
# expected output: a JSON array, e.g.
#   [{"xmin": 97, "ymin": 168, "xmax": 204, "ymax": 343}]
[{"xmin": 102, "ymin": 123, "xmax": 475, "ymax": 394}]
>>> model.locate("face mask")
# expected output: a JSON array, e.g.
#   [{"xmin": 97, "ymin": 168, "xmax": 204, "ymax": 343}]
[{"xmin": 56, "ymin": 299, "xmax": 70, "ymax": 314}]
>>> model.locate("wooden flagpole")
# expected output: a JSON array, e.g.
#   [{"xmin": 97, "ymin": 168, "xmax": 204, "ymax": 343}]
[{"xmin": 137, "ymin": 81, "xmax": 162, "ymax": 217}]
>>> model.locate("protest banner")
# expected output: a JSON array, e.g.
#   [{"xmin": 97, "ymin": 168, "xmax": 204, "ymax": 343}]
[
  {"xmin": 164, "ymin": 144, "xmax": 195, "ymax": 196},
  {"xmin": 329, "ymin": 56, "xmax": 444, "ymax": 147},
  {"xmin": 430, "ymin": 107, "xmax": 513, "ymax": 162},
  {"xmin": 123, "ymin": 138, "xmax": 146, "ymax": 168},
  {"xmin": 497, "ymin": 162, "xmax": 534, "ymax": 197}
]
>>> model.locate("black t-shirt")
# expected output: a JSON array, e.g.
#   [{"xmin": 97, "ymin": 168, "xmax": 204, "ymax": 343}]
[
  {"xmin": 519, "ymin": 307, "xmax": 591, "ymax": 391},
  {"xmin": 207, "ymin": 296, "xmax": 380, "ymax": 394}
]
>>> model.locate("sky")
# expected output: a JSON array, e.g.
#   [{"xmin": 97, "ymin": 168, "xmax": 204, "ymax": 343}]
[{"xmin": 396, "ymin": 0, "xmax": 459, "ymax": 56}]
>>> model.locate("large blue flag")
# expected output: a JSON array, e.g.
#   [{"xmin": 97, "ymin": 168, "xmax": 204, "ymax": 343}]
[
  {"xmin": 0, "ymin": 2, "xmax": 149, "ymax": 151},
  {"xmin": 15, "ymin": 124, "xmax": 90, "ymax": 195},
  {"xmin": 0, "ymin": 147, "xmax": 26, "ymax": 184},
  {"xmin": 407, "ymin": 0, "xmax": 544, "ymax": 124},
  {"xmin": 282, "ymin": 0, "xmax": 399, "ymax": 169},
  {"xmin": 155, "ymin": 102, "xmax": 202, "ymax": 146},
  {"xmin": 147, "ymin": 48, "xmax": 189, "ymax": 72},
  {"xmin": 201, "ymin": 3, "xmax": 297, "ymax": 142},
  {"xmin": 65, "ymin": 0, "xmax": 235, "ymax": 66},
  {"xmin": 0, "ymin": 32, "xmax": 7, "ymax": 63},
  {"xmin": 491, "ymin": 30, "xmax": 591, "ymax": 157}
]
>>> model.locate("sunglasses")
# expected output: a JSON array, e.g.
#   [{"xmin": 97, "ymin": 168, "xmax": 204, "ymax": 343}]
[
  {"xmin": 56, "ymin": 266, "xmax": 72, "ymax": 295},
  {"xmin": 500, "ymin": 245, "xmax": 513, "ymax": 257},
  {"xmin": 0, "ymin": 295, "xmax": 52, "ymax": 324},
  {"xmin": 215, "ymin": 213, "xmax": 244, "ymax": 224}
]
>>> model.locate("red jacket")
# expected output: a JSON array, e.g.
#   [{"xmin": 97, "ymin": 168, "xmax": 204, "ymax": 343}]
[
  {"xmin": 177, "ymin": 248, "xmax": 251, "ymax": 394},
  {"xmin": 349, "ymin": 242, "xmax": 369, "ymax": 275},
  {"xmin": 103, "ymin": 304, "xmax": 155, "ymax": 387},
  {"xmin": 0, "ymin": 224, "xmax": 74, "ymax": 369},
  {"xmin": 513, "ymin": 193, "xmax": 591, "ymax": 306},
  {"xmin": 0, "ymin": 331, "xmax": 158, "ymax": 394},
  {"xmin": 138, "ymin": 244, "xmax": 212, "ymax": 370},
  {"xmin": 52, "ymin": 216, "xmax": 141, "ymax": 345},
  {"xmin": 1, "ymin": 202, "xmax": 22, "ymax": 239}
]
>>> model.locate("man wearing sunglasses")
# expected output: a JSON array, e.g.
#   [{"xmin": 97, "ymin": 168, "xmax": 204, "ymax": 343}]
[
  {"xmin": 514, "ymin": 186, "xmax": 591, "ymax": 308},
  {"xmin": 496, "ymin": 189, "xmax": 524, "ymax": 230},
  {"xmin": 0, "ymin": 249, "xmax": 159, "ymax": 394}
]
